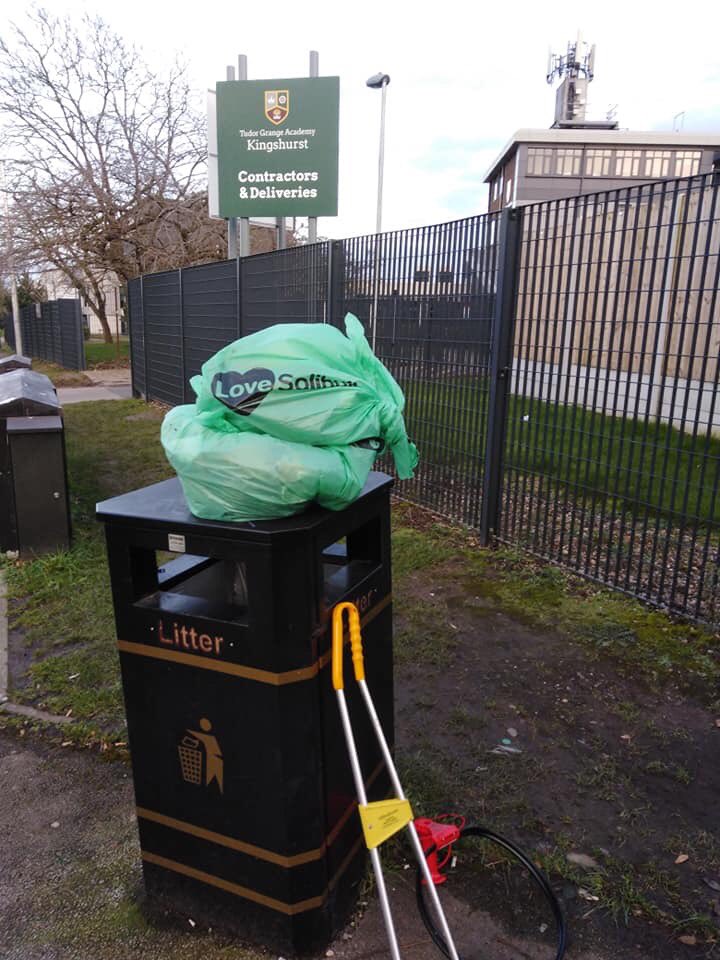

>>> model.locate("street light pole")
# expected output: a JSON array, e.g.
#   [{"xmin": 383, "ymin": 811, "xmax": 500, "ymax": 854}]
[
  {"xmin": 0, "ymin": 160, "xmax": 23, "ymax": 355},
  {"xmin": 366, "ymin": 73, "xmax": 391, "ymax": 234},
  {"xmin": 376, "ymin": 81, "xmax": 388, "ymax": 234},
  {"xmin": 366, "ymin": 73, "xmax": 390, "ymax": 352}
]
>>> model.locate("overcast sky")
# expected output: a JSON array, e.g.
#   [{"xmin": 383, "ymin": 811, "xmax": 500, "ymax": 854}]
[{"xmin": 2, "ymin": 0, "xmax": 719, "ymax": 240}]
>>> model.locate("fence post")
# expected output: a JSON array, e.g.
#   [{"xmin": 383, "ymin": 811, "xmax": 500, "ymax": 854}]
[
  {"xmin": 75, "ymin": 299, "xmax": 85, "ymax": 370},
  {"xmin": 236, "ymin": 254, "xmax": 242, "ymax": 339},
  {"xmin": 326, "ymin": 240, "xmax": 344, "ymax": 327},
  {"xmin": 479, "ymin": 206, "xmax": 522, "ymax": 546},
  {"xmin": 141, "ymin": 274, "xmax": 149, "ymax": 401},
  {"xmin": 178, "ymin": 268, "xmax": 186, "ymax": 404}
]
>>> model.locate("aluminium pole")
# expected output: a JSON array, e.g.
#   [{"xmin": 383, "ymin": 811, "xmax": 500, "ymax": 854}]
[
  {"xmin": 0, "ymin": 162, "xmax": 23, "ymax": 355},
  {"xmin": 370, "ymin": 79, "xmax": 389, "ymax": 351},
  {"xmin": 307, "ymin": 50, "xmax": 319, "ymax": 245},
  {"xmin": 274, "ymin": 48, "xmax": 287, "ymax": 252},
  {"xmin": 238, "ymin": 55, "xmax": 251, "ymax": 258},
  {"xmin": 376, "ymin": 80, "xmax": 388, "ymax": 235},
  {"xmin": 226, "ymin": 64, "xmax": 238, "ymax": 259},
  {"xmin": 9, "ymin": 274, "xmax": 22, "ymax": 356}
]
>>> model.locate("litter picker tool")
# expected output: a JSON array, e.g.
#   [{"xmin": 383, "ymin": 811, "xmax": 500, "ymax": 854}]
[{"xmin": 332, "ymin": 602, "xmax": 461, "ymax": 960}]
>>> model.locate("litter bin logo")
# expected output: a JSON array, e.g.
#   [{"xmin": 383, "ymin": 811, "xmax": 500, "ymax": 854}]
[{"xmin": 178, "ymin": 717, "xmax": 224, "ymax": 794}]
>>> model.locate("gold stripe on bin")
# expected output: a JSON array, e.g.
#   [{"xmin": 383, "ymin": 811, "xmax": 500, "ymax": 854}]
[
  {"xmin": 118, "ymin": 593, "xmax": 391, "ymax": 684},
  {"xmin": 117, "ymin": 641, "xmax": 316, "ymax": 685},
  {"xmin": 141, "ymin": 850, "xmax": 325, "ymax": 915},
  {"xmin": 136, "ymin": 759, "xmax": 385, "ymax": 866},
  {"xmin": 137, "ymin": 808, "xmax": 322, "ymax": 867}
]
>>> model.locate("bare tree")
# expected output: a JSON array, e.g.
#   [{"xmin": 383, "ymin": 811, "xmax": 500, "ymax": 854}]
[{"xmin": 0, "ymin": 7, "xmax": 213, "ymax": 342}]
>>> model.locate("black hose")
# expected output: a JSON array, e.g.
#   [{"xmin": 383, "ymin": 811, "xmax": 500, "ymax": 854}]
[{"xmin": 415, "ymin": 825, "xmax": 567, "ymax": 960}]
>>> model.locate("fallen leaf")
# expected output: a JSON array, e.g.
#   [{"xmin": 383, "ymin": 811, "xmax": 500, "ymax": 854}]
[
  {"xmin": 567, "ymin": 852, "xmax": 600, "ymax": 870},
  {"xmin": 620, "ymin": 734, "xmax": 632, "ymax": 741},
  {"xmin": 703, "ymin": 878, "xmax": 720, "ymax": 893},
  {"xmin": 508, "ymin": 727, "xmax": 518, "ymax": 737},
  {"xmin": 678, "ymin": 934, "xmax": 697, "ymax": 945},
  {"xmin": 675, "ymin": 853, "xmax": 689, "ymax": 864}
]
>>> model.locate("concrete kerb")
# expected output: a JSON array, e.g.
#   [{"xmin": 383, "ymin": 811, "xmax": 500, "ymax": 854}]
[{"xmin": 57, "ymin": 384, "xmax": 133, "ymax": 404}]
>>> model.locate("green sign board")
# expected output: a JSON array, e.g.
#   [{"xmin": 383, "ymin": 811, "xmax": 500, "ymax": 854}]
[{"xmin": 215, "ymin": 77, "xmax": 339, "ymax": 218}]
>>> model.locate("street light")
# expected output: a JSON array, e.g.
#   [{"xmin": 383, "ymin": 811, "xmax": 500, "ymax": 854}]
[
  {"xmin": 0, "ymin": 160, "xmax": 23, "ymax": 355},
  {"xmin": 366, "ymin": 72, "xmax": 390, "ymax": 234}
]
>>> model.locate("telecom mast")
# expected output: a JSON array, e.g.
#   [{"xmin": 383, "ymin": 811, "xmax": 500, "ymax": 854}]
[{"xmin": 546, "ymin": 32, "xmax": 596, "ymax": 127}]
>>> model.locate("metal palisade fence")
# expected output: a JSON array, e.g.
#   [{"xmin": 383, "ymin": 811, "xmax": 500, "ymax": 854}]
[{"xmin": 128, "ymin": 172, "xmax": 720, "ymax": 626}]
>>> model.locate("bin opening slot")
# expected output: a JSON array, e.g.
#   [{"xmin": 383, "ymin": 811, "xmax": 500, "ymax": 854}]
[
  {"xmin": 321, "ymin": 537, "xmax": 347, "ymax": 565},
  {"xmin": 134, "ymin": 551, "xmax": 248, "ymax": 623},
  {"xmin": 322, "ymin": 518, "xmax": 381, "ymax": 604}
]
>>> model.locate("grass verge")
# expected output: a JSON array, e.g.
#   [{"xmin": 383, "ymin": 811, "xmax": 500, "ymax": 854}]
[
  {"xmin": 391, "ymin": 502, "xmax": 720, "ymax": 698},
  {"xmin": 2, "ymin": 399, "xmax": 172, "ymax": 748},
  {"xmin": 404, "ymin": 378, "xmax": 720, "ymax": 525},
  {"xmin": 85, "ymin": 337, "xmax": 130, "ymax": 367},
  {"xmin": 27, "ymin": 358, "xmax": 92, "ymax": 386}
]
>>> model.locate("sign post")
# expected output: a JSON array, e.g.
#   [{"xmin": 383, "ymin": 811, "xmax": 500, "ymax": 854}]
[
  {"xmin": 225, "ymin": 64, "xmax": 238, "ymax": 260},
  {"xmin": 237, "ymin": 55, "xmax": 250, "ymax": 257},
  {"xmin": 308, "ymin": 50, "xmax": 320, "ymax": 245}
]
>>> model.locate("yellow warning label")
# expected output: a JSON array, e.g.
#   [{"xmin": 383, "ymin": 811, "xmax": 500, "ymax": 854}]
[{"xmin": 358, "ymin": 798, "xmax": 413, "ymax": 849}]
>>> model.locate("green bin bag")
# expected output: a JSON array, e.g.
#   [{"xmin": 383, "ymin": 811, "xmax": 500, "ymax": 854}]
[
  {"xmin": 161, "ymin": 405, "xmax": 381, "ymax": 522},
  {"xmin": 162, "ymin": 313, "xmax": 417, "ymax": 522},
  {"xmin": 191, "ymin": 313, "xmax": 418, "ymax": 479}
]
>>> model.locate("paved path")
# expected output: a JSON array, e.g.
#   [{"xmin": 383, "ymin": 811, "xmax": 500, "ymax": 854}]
[
  {"xmin": 83, "ymin": 368, "xmax": 132, "ymax": 386},
  {"xmin": 57, "ymin": 384, "xmax": 133, "ymax": 404}
]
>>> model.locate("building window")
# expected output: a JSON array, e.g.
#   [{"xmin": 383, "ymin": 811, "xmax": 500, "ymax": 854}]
[
  {"xmin": 645, "ymin": 150, "xmax": 672, "ymax": 178},
  {"xmin": 505, "ymin": 177, "xmax": 513, "ymax": 202},
  {"xmin": 675, "ymin": 150, "xmax": 701, "ymax": 177},
  {"xmin": 585, "ymin": 148, "xmax": 612, "ymax": 177},
  {"xmin": 527, "ymin": 147, "xmax": 554, "ymax": 176},
  {"xmin": 556, "ymin": 148, "xmax": 582, "ymax": 175},
  {"xmin": 615, "ymin": 150, "xmax": 643, "ymax": 177}
]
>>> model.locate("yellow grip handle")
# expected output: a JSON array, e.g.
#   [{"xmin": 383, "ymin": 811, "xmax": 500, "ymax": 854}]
[{"xmin": 332, "ymin": 602, "xmax": 365, "ymax": 690}]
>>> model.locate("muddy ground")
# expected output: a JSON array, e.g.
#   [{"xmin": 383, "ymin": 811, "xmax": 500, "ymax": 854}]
[{"xmin": 391, "ymin": 550, "xmax": 720, "ymax": 959}]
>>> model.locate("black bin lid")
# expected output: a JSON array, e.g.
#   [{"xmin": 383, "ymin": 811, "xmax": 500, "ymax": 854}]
[
  {"xmin": 0, "ymin": 354, "xmax": 32, "ymax": 374},
  {"xmin": 6, "ymin": 415, "xmax": 63, "ymax": 434},
  {"xmin": 0, "ymin": 369, "xmax": 60, "ymax": 417}
]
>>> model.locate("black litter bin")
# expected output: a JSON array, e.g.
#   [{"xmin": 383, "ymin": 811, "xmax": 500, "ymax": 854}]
[
  {"xmin": 6, "ymin": 416, "xmax": 72, "ymax": 556},
  {"xmin": 0, "ymin": 369, "xmax": 65, "ymax": 554},
  {"xmin": 97, "ymin": 474, "xmax": 394, "ymax": 954},
  {"xmin": 0, "ymin": 354, "xmax": 32, "ymax": 375}
]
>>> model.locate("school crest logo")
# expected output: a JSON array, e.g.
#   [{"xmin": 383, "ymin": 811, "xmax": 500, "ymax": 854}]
[{"xmin": 264, "ymin": 89, "xmax": 289, "ymax": 125}]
